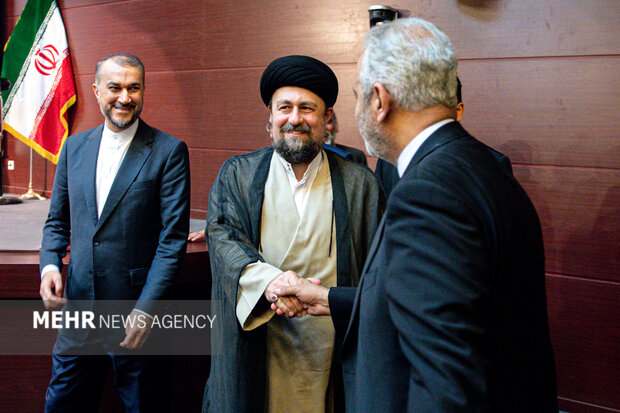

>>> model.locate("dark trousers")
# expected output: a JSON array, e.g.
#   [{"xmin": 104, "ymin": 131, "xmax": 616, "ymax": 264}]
[{"xmin": 45, "ymin": 333, "xmax": 170, "ymax": 413}]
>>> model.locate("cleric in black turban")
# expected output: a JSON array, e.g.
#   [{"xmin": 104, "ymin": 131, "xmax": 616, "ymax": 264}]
[{"xmin": 260, "ymin": 55, "xmax": 338, "ymax": 108}]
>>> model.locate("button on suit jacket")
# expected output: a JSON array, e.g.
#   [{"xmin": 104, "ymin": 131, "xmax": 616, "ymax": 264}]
[{"xmin": 40, "ymin": 119, "xmax": 190, "ymax": 345}]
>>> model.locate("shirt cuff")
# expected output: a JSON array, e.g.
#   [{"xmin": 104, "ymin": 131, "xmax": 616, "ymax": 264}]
[
  {"xmin": 41, "ymin": 264, "xmax": 60, "ymax": 280},
  {"xmin": 132, "ymin": 308, "xmax": 153, "ymax": 320}
]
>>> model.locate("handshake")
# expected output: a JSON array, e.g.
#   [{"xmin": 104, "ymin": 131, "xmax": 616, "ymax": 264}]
[{"xmin": 264, "ymin": 271, "xmax": 331, "ymax": 318}]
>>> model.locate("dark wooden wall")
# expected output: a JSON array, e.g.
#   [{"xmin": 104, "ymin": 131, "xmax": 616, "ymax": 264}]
[{"xmin": 2, "ymin": 0, "xmax": 619, "ymax": 412}]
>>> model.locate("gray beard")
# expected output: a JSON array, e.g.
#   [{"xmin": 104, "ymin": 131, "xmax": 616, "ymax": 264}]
[
  {"xmin": 358, "ymin": 106, "xmax": 394, "ymax": 161},
  {"xmin": 273, "ymin": 136, "xmax": 321, "ymax": 164},
  {"xmin": 272, "ymin": 122, "xmax": 323, "ymax": 164}
]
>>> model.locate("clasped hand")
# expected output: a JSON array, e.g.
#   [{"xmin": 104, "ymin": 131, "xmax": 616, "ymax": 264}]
[
  {"xmin": 266, "ymin": 273, "xmax": 331, "ymax": 318},
  {"xmin": 264, "ymin": 271, "xmax": 311, "ymax": 318}
]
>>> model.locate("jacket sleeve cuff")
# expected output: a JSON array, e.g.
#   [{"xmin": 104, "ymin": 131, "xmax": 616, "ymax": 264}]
[{"xmin": 328, "ymin": 286, "xmax": 357, "ymax": 340}]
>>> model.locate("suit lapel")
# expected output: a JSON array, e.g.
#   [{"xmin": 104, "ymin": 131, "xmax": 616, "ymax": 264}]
[
  {"xmin": 341, "ymin": 213, "xmax": 387, "ymax": 347},
  {"xmin": 83, "ymin": 126, "xmax": 104, "ymax": 226},
  {"xmin": 360, "ymin": 213, "xmax": 387, "ymax": 277},
  {"xmin": 96, "ymin": 121, "xmax": 153, "ymax": 229},
  {"xmin": 405, "ymin": 121, "xmax": 468, "ymax": 175}
]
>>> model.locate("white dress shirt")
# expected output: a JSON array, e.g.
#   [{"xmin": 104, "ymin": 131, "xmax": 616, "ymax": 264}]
[
  {"xmin": 397, "ymin": 118, "xmax": 454, "ymax": 177},
  {"xmin": 96, "ymin": 120, "xmax": 139, "ymax": 217}
]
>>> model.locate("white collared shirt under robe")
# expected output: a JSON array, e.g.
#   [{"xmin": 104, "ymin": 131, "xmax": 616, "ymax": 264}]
[{"xmin": 236, "ymin": 150, "xmax": 337, "ymax": 412}]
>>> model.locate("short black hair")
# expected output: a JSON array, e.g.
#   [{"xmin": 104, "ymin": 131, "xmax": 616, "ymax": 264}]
[{"xmin": 95, "ymin": 53, "xmax": 145, "ymax": 85}]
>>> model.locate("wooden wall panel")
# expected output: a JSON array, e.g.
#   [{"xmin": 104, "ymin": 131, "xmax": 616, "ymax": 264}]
[
  {"xmin": 70, "ymin": 58, "xmax": 613, "ymax": 171},
  {"xmin": 65, "ymin": 0, "xmax": 620, "ymax": 68},
  {"xmin": 2, "ymin": 0, "xmax": 619, "ymax": 410},
  {"xmin": 0, "ymin": 262, "xmax": 40, "ymax": 298},
  {"xmin": 60, "ymin": 0, "xmax": 125, "ymax": 9},
  {"xmin": 0, "ymin": 356, "xmax": 49, "ymax": 412},
  {"xmin": 321, "ymin": 60, "xmax": 620, "ymax": 170},
  {"xmin": 546, "ymin": 274, "xmax": 620, "ymax": 411},
  {"xmin": 7, "ymin": 0, "xmax": 618, "ymax": 73},
  {"xmin": 459, "ymin": 57, "xmax": 620, "ymax": 169},
  {"xmin": 516, "ymin": 165, "xmax": 620, "ymax": 283},
  {"xmin": 63, "ymin": 56, "xmax": 620, "ymax": 170},
  {"xmin": 4, "ymin": 1, "xmax": 619, "ymax": 194},
  {"xmin": 333, "ymin": 59, "xmax": 620, "ymax": 170},
  {"xmin": 3, "ymin": 0, "xmax": 26, "ymax": 17},
  {"xmin": 70, "ymin": 68, "xmax": 362, "ymax": 153},
  {"xmin": 60, "ymin": 0, "xmax": 206, "ymax": 75},
  {"xmin": 189, "ymin": 149, "xmax": 245, "ymax": 214},
  {"xmin": 140, "ymin": 70, "xmax": 268, "ymax": 152},
  {"xmin": 3, "ymin": 1, "xmax": 131, "ymax": 37}
]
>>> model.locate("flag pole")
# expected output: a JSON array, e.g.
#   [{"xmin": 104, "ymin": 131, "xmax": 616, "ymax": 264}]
[
  {"xmin": 19, "ymin": 146, "xmax": 46, "ymax": 200},
  {"xmin": 0, "ymin": 78, "xmax": 23, "ymax": 205}
]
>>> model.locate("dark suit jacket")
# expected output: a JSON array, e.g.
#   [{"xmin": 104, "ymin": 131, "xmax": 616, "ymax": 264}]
[
  {"xmin": 375, "ymin": 142, "xmax": 512, "ymax": 199},
  {"xmin": 373, "ymin": 158, "xmax": 400, "ymax": 199},
  {"xmin": 40, "ymin": 120, "xmax": 190, "ymax": 344},
  {"xmin": 331, "ymin": 121, "xmax": 557, "ymax": 412}
]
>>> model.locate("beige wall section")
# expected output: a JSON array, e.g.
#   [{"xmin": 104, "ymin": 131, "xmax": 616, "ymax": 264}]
[{"xmin": 2, "ymin": 1, "xmax": 619, "ymax": 411}]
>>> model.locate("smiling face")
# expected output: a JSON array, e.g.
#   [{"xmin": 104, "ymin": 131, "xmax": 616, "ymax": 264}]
[
  {"xmin": 269, "ymin": 86, "xmax": 331, "ymax": 164},
  {"xmin": 93, "ymin": 59, "xmax": 144, "ymax": 132}
]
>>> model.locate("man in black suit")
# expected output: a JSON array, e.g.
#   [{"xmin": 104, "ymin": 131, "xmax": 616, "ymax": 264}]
[
  {"xmin": 39, "ymin": 53, "xmax": 190, "ymax": 412},
  {"xmin": 275, "ymin": 17, "xmax": 557, "ymax": 412},
  {"xmin": 375, "ymin": 77, "xmax": 512, "ymax": 198}
]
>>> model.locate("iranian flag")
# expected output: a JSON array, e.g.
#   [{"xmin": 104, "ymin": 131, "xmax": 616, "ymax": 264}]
[{"xmin": 1, "ymin": 0, "xmax": 76, "ymax": 164}]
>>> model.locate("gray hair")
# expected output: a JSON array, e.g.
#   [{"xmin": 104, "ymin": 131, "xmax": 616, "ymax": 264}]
[
  {"xmin": 95, "ymin": 53, "xmax": 145, "ymax": 86},
  {"xmin": 359, "ymin": 17, "xmax": 458, "ymax": 111}
]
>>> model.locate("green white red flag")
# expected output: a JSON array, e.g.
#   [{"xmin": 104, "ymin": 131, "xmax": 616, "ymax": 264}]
[{"xmin": 1, "ymin": 0, "xmax": 76, "ymax": 164}]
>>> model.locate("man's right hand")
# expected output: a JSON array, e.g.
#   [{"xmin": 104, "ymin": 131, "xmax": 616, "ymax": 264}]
[
  {"xmin": 40, "ymin": 271, "xmax": 67, "ymax": 309},
  {"xmin": 264, "ymin": 271, "xmax": 308, "ymax": 318},
  {"xmin": 273, "ymin": 278, "xmax": 331, "ymax": 316}
]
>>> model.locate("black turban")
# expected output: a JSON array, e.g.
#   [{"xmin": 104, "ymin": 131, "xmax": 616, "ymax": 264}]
[{"xmin": 260, "ymin": 55, "xmax": 338, "ymax": 108}]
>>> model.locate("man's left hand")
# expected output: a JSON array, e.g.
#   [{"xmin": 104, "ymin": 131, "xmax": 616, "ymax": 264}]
[{"xmin": 119, "ymin": 309, "xmax": 153, "ymax": 349}]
